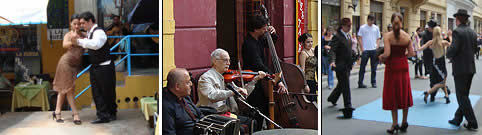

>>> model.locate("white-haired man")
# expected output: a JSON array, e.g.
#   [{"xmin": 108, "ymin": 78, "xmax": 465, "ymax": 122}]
[
  {"xmin": 197, "ymin": 48, "xmax": 266, "ymax": 133},
  {"xmin": 197, "ymin": 48, "xmax": 266, "ymax": 112}
]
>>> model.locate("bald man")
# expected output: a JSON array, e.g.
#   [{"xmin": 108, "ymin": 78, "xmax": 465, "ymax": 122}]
[{"xmin": 163, "ymin": 68, "xmax": 204, "ymax": 135}]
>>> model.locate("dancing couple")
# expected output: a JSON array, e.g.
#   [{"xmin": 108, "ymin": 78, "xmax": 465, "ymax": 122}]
[{"xmin": 52, "ymin": 12, "xmax": 117, "ymax": 125}]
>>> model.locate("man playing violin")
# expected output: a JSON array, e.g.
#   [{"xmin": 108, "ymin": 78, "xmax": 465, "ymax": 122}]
[{"xmin": 197, "ymin": 48, "xmax": 267, "ymax": 133}]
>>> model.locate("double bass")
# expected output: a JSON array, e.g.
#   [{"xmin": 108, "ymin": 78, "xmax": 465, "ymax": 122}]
[{"xmin": 260, "ymin": 4, "xmax": 318, "ymax": 129}]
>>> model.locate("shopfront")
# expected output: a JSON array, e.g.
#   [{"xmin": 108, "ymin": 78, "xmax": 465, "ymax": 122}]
[
  {"xmin": 322, "ymin": 0, "xmax": 340, "ymax": 31},
  {"xmin": 370, "ymin": 0, "xmax": 383, "ymax": 31}
]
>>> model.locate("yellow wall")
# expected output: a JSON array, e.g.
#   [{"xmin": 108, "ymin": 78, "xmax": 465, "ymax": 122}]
[
  {"xmin": 115, "ymin": 75, "xmax": 159, "ymax": 109},
  {"xmin": 41, "ymin": 0, "xmax": 76, "ymax": 77},
  {"xmin": 74, "ymin": 72, "xmax": 92, "ymax": 110},
  {"xmin": 162, "ymin": 0, "xmax": 176, "ymax": 87},
  {"xmin": 75, "ymin": 72, "xmax": 159, "ymax": 110},
  {"xmin": 308, "ymin": 0, "xmax": 318, "ymax": 48},
  {"xmin": 40, "ymin": 25, "xmax": 65, "ymax": 77},
  {"xmin": 75, "ymin": 72, "xmax": 126, "ymax": 110}
]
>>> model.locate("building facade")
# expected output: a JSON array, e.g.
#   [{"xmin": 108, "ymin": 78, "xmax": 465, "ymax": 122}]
[
  {"xmin": 162, "ymin": 0, "xmax": 318, "ymax": 86},
  {"xmin": 447, "ymin": 0, "xmax": 476, "ymax": 31},
  {"xmin": 472, "ymin": 0, "xmax": 482, "ymax": 34},
  {"xmin": 323, "ymin": 0, "xmax": 447, "ymax": 35}
]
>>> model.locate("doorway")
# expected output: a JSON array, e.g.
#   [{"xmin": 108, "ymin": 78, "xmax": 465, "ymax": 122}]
[
  {"xmin": 217, "ymin": 0, "xmax": 238, "ymax": 69},
  {"xmin": 217, "ymin": 0, "xmax": 266, "ymax": 69}
]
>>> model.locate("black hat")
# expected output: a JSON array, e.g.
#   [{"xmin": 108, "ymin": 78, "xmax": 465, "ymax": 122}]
[
  {"xmin": 427, "ymin": 19, "xmax": 438, "ymax": 28},
  {"xmin": 454, "ymin": 9, "xmax": 470, "ymax": 17}
]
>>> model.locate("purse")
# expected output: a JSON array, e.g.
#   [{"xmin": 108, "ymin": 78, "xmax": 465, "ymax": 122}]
[{"xmin": 376, "ymin": 47, "xmax": 384, "ymax": 57}]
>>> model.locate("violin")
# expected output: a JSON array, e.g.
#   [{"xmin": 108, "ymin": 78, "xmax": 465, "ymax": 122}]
[{"xmin": 223, "ymin": 69, "xmax": 272, "ymax": 83}]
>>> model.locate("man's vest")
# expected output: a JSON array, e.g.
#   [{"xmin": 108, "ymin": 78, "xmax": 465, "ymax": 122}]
[{"xmin": 88, "ymin": 27, "xmax": 112, "ymax": 65}]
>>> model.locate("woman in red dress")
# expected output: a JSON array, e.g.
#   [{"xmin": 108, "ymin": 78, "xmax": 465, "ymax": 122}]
[{"xmin": 378, "ymin": 13, "xmax": 416, "ymax": 134}]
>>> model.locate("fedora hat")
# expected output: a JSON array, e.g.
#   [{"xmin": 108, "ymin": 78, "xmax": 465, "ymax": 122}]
[
  {"xmin": 454, "ymin": 9, "xmax": 470, "ymax": 17},
  {"xmin": 427, "ymin": 19, "xmax": 438, "ymax": 28}
]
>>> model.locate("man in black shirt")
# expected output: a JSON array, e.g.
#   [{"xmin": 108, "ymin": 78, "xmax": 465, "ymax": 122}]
[
  {"xmin": 77, "ymin": 12, "xmax": 117, "ymax": 123},
  {"xmin": 242, "ymin": 15, "xmax": 287, "ymax": 130},
  {"xmin": 422, "ymin": 19, "xmax": 451, "ymax": 101},
  {"xmin": 163, "ymin": 68, "xmax": 203, "ymax": 135}
]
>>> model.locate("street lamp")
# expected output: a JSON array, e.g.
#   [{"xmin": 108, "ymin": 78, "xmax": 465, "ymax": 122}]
[{"xmin": 349, "ymin": 0, "xmax": 359, "ymax": 12}]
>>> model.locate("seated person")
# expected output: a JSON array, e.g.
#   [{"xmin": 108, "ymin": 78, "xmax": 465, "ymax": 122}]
[
  {"xmin": 105, "ymin": 14, "xmax": 130, "ymax": 35},
  {"xmin": 163, "ymin": 68, "xmax": 204, "ymax": 135},
  {"xmin": 197, "ymin": 48, "xmax": 266, "ymax": 133},
  {"xmin": 0, "ymin": 68, "xmax": 12, "ymax": 90}
]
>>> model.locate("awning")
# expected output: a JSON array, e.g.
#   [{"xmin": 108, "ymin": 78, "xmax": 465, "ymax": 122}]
[
  {"xmin": 128, "ymin": 0, "xmax": 159, "ymax": 24},
  {"xmin": 0, "ymin": 0, "xmax": 49, "ymax": 26}
]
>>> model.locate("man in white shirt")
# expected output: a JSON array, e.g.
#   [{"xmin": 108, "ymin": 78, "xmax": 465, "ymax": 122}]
[
  {"xmin": 197, "ymin": 49, "xmax": 266, "ymax": 113},
  {"xmin": 357, "ymin": 15, "xmax": 381, "ymax": 88},
  {"xmin": 76, "ymin": 12, "xmax": 117, "ymax": 124},
  {"xmin": 197, "ymin": 48, "xmax": 266, "ymax": 133}
]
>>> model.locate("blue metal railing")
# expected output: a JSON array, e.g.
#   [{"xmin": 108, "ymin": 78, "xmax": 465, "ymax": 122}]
[{"xmin": 74, "ymin": 34, "xmax": 159, "ymax": 99}]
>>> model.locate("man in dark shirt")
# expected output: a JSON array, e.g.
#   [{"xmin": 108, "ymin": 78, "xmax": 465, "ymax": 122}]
[
  {"xmin": 163, "ymin": 68, "xmax": 203, "ymax": 135},
  {"xmin": 422, "ymin": 19, "xmax": 451, "ymax": 101},
  {"xmin": 242, "ymin": 15, "xmax": 287, "ymax": 130}
]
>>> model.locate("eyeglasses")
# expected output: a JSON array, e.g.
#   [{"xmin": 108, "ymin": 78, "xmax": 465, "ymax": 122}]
[{"xmin": 217, "ymin": 58, "xmax": 230, "ymax": 63}]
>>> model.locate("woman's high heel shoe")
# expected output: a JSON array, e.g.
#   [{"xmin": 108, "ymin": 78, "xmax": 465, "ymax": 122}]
[
  {"xmin": 52, "ymin": 112, "xmax": 64, "ymax": 123},
  {"xmin": 72, "ymin": 113, "xmax": 82, "ymax": 125},
  {"xmin": 423, "ymin": 91, "xmax": 428, "ymax": 104},
  {"xmin": 445, "ymin": 96, "xmax": 450, "ymax": 104},
  {"xmin": 387, "ymin": 124, "xmax": 400, "ymax": 134},
  {"xmin": 400, "ymin": 122, "xmax": 409, "ymax": 132}
]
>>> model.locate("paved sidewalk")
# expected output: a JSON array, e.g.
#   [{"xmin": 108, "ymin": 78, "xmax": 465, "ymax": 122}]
[
  {"xmin": 0, "ymin": 108, "xmax": 154, "ymax": 135},
  {"xmin": 321, "ymin": 63, "xmax": 386, "ymax": 85}
]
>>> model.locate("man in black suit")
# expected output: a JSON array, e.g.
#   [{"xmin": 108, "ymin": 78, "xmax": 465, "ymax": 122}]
[
  {"xmin": 446, "ymin": 9, "xmax": 478, "ymax": 130},
  {"xmin": 327, "ymin": 18, "xmax": 355, "ymax": 119}
]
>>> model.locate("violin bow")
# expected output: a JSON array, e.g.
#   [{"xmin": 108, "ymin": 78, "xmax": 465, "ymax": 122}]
[{"xmin": 237, "ymin": 62, "xmax": 245, "ymax": 88}]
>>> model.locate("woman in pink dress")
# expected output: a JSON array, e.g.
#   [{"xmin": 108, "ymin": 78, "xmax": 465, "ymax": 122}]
[
  {"xmin": 52, "ymin": 14, "xmax": 85, "ymax": 125},
  {"xmin": 378, "ymin": 13, "xmax": 415, "ymax": 134}
]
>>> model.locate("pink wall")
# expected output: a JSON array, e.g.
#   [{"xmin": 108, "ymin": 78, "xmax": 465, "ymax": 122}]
[
  {"xmin": 173, "ymin": 0, "xmax": 300, "ymax": 76},
  {"xmin": 271, "ymin": 0, "xmax": 296, "ymax": 64},
  {"xmin": 174, "ymin": 0, "xmax": 217, "ymax": 77}
]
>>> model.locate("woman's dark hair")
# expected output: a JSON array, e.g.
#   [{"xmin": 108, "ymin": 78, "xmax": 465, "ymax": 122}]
[
  {"xmin": 80, "ymin": 11, "xmax": 96, "ymax": 23},
  {"xmin": 247, "ymin": 15, "xmax": 268, "ymax": 32},
  {"xmin": 70, "ymin": 14, "xmax": 80, "ymax": 21},
  {"xmin": 391, "ymin": 13, "xmax": 403, "ymax": 40},
  {"xmin": 298, "ymin": 33, "xmax": 313, "ymax": 43},
  {"xmin": 416, "ymin": 27, "xmax": 421, "ymax": 32},
  {"xmin": 325, "ymin": 26, "xmax": 334, "ymax": 36}
]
